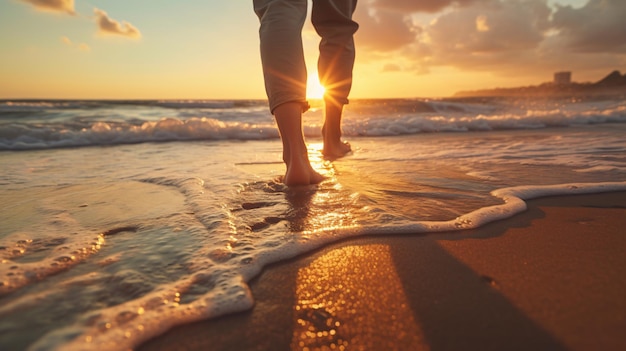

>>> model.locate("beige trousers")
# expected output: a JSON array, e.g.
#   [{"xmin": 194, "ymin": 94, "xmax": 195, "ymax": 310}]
[{"xmin": 254, "ymin": 0, "xmax": 358, "ymax": 113}]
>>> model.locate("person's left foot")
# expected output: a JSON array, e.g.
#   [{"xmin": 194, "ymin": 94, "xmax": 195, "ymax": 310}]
[
  {"xmin": 322, "ymin": 117, "xmax": 352, "ymax": 159},
  {"xmin": 282, "ymin": 151, "xmax": 325, "ymax": 186},
  {"xmin": 283, "ymin": 162, "xmax": 325, "ymax": 186},
  {"xmin": 322, "ymin": 139, "xmax": 351, "ymax": 159}
]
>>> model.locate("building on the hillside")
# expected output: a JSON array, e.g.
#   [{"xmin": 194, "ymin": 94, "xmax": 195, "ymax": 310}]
[{"xmin": 554, "ymin": 71, "xmax": 572, "ymax": 85}]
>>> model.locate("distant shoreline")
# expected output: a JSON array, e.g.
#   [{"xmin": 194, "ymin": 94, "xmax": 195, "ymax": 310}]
[
  {"xmin": 455, "ymin": 70, "xmax": 626, "ymax": 98},
  {"xmin": 454, "ymin": 84, "xmax": 626, "ymax": 98}
]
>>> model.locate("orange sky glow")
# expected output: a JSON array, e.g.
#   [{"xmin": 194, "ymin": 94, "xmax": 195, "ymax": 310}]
[{"xmin": 1, "ymin": 0, "xmax": 624, "ymax": 100}]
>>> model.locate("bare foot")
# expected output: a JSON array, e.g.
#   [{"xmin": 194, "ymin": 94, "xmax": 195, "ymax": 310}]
[
  {"xmin": 322, "ymin": 135, "xmax": 352, "ymax": 159},
  {"xmin": 322, "ymin": 99, "xmax": 352, "ymax": 159},
  {"xmin": 274, "ymin": 102, "xmax": 325, "ymax": 186},
  {"xmin": 322, "ymin": 122, "xmax": 352, "ymax": 158},
  {"xmin": 283, "ymin": 153, "xmax": 325, "ymax": 186}
]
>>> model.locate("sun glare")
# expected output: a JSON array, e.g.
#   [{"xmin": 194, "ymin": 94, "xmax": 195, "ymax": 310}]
[{"xmin": 307, "ymin": 73, "xmax": 326, "ymax": 99}]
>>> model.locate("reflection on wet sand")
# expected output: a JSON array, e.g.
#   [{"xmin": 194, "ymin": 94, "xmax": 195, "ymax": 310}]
[
  {"xmin": 284, "ymin": 143, "xmax": 362, "ymax": 236},
  {"xmin": 291, "ymin": 245, "xmax": 428, "ymax": 351}
]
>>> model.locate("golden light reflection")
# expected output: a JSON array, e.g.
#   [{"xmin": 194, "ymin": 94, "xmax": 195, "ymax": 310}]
[
  {"xmin": 291, "ymin": 245, "xmax": 428, "ymax": 350},
  {"xmin": 285, "ymin": 144, "xmax": 362, "ymax": 235},
  {"xmin": 91, "ymin": 234, "xmax": 105, "ymax": 252}
]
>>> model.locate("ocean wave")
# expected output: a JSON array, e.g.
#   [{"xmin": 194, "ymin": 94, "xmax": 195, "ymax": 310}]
[
  {"xmin": 0, "ymin": 117, "xmax": 280, "ymax": 150},
  {"xmin": 341, "ymin": 104, "xmax": 626, "ymax": 136},
  {"xmin": 1, "ymin": 98, "xmax": 625, "ymax": 150},
  {"xmin": 0, "ymin": 99, "xmax": 267, "ymax": 112}
]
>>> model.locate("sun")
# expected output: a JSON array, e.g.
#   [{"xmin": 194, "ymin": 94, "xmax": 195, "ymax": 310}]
[{"xmin": 307, "ymin": 73, "xmax": 326, "ymax": 99}]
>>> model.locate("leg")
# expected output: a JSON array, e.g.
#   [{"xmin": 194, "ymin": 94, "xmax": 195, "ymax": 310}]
[
  {"xmin": 321, "ymin": 100, "xmax": 352, "ymax": 158},
  {"xmin": 274, "ymin": 102, "xmax": 325, "ymax": 186},
  {"xmin": 255, "ymin": 0, "xmax": 321, "ymax": 185},
  {"xmin": 312, "ymin": 0, "xmax": 358, "ymax": 158},
  {"xmin": 254, "ymin": 0, "xmax": 309, "ymax": 113}
]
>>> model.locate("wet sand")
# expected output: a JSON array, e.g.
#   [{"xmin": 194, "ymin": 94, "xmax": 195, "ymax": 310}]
[{"xmin": 139, "ymin": 191, "xmax": 626, "ymax": 351}]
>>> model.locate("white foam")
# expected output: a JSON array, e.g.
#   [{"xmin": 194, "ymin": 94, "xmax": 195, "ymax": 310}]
[
  {"xmin": 0, "ymin": 212, "xmax": 107, "ymax": 296},
  {"xmin": 2, "ymin": 97, "xmax": 626, "ymax": 350},
  {"xmin": 575, "ymin": 165, "xmax": 624, "ymax": 173},
  {"xmin": 19, "ymin": 181, "xmax": 626, "ymax": 351},
  {"xmin": 0, "ymin": 117, "xmax": 281, "ymax": 150},
  {"xmin": 28, "ymin": 272, "xmax": 255, "ymax": 351},
  {"xmin": 2, "ymin": 98, "xmax": 626, "ymax": 150}
]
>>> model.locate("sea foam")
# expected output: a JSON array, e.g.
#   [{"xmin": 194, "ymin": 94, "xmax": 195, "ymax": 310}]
[
  {"xmin": 1, "ymin": 97, "xmax": 625, "ymax": 350},
  {"xmin": 7, "ymin": 180, "xmax": 625, "ymax": 351},
  {"xmin": 2, "ymin": 98, "xmax": 625, "ymax": 150}
]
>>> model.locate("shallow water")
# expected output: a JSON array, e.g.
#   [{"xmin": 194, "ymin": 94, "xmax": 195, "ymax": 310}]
[{"xmin": 1, "ymin": 97, "xmax": 626, "ymax": 350}]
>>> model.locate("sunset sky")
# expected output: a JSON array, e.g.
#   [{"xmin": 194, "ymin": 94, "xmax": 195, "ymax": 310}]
[{"xmin": 1, "ymin": 0, "xmax": 624, "ymax": 99}]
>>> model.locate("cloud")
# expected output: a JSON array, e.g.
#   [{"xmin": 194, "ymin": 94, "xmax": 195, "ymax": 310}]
[
  {"xmin": 61, "ymin": 36, "xmax": 90, "ymax": 51},
  {"xmin": 552, "ymin": 0, "xmax": 626, "ymax": 53},
  {"xmin": 354, "ymin": 0, "xmax": 485, "ymax": 53},
  {"xmin": 355, "ymin": 0, "xmax": 626, "ymax": 80},
  {"xmin": 371, "ymin": 0, "xmax": 482, "ymax": 13},
  {"xmin": 77, "ymin": 43, "xmax": 90, "ymax": 51},
  {"xmin": 382, "ymin": 63, "xmax": 402, "ymax": 72},
  {"xmin": 424, "ymin": 0, "xmax": 550, "ymax": 59},
  {"xmin": 19, "ymin": 0, "xmax": 75, "ymax": 15},
  {"xmin": 94, "ymin": 8, "xmax": 141, "ymax": 39},
  {"xmin": 354, "ymin": 6, "xmax": 418, "ymax": 52}
]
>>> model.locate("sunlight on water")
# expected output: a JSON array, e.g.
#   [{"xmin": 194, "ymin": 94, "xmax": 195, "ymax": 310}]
[
  {"xmin": 300, "ymin": 143, "xmax": 363, "ymax": 235},
  {"xmin": 0, "ymin": 96, "xmax": 625, "ymax": 350}
]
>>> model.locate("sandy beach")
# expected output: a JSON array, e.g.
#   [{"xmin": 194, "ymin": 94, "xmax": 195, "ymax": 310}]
[
  {"xmin": 5, "ymin": 1, "xmax": 626, "ymax": 349},
  {"xmin": 2, "ymin": 100, "xmax": 625, "ymax": 351},
  {"xmin": 138, "ymin": 191, "xmax": 626, "ymax": 351}
]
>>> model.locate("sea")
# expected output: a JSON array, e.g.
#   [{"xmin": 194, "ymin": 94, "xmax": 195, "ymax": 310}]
[{"xmin": 1, "ymin": 96, "xmax": 626, "ymax": 350}]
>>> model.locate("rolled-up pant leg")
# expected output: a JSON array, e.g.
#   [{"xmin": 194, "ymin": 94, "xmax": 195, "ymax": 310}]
[
  {"xmin": 254, "ymin": 0, "xmax": 309, "ymax": 113},
  {"xmin": 312, "ymin": 0, "xmax": 358, "ymax": 105}
]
